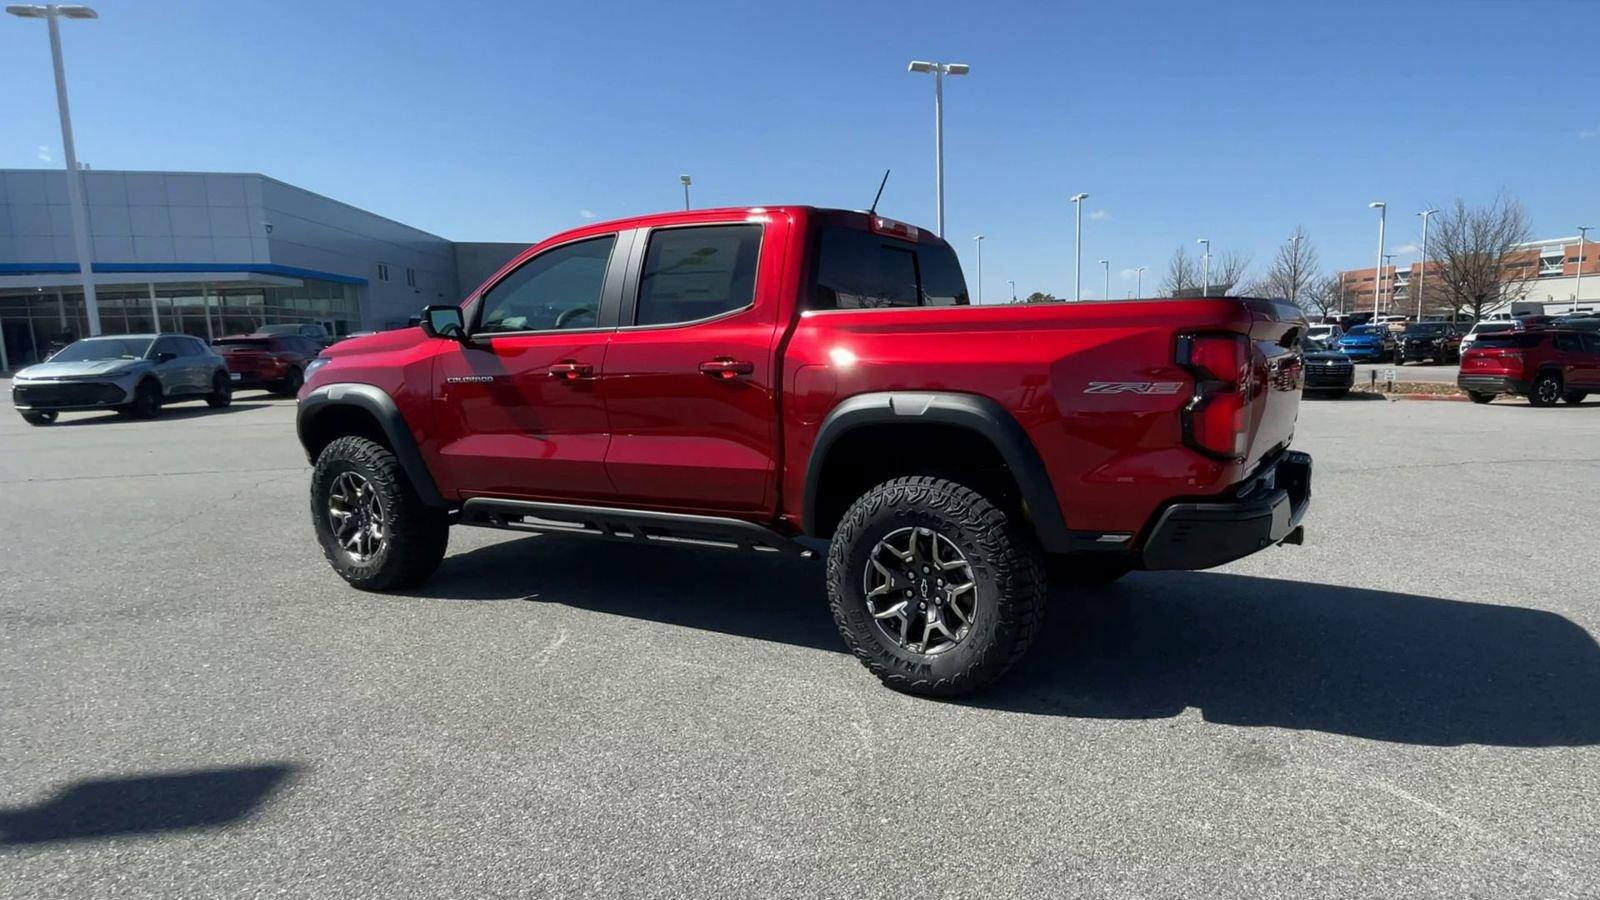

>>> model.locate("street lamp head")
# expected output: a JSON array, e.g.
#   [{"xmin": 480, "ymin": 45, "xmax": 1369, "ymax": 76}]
[
  {"xmin": 679, "ymin": 174, "xmax": 691, "ymax": 186},
  {"xmin": 943, "ymin": 63, "xmax": 970, "ymax": 76},
  {"xmin": 1418, "ymin": 208, "xmax": 1437, "ymax": 217},
  {"xmin": 1099, "ymin": 259, "xmax": 1108, "ymax": 264},
  {"xmin": 1070, "ymin": 192, "xmax": 1088, "ymax": 202},
  {"xmin": 6, "ymin": 4, "xmax": 97, "ymax": 16},
  {"xmin": 1196, "ymin": 238, "xmax": 1209, "ymax": 246},
  {"xmin": 907, "ymin": 60, "xmax": 935, "ymax": 73},
  {"xmin": 1369, "ymin": 201, "xmax": 1386, "ymax": 210},
  {"xmin": 973, "ymin": 234, "xmax": 984, "ymax": 241}
]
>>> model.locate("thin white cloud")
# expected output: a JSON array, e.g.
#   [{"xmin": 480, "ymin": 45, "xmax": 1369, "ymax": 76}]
[
  {"xmin": 1392, "ymin": 243, "xmax": 1421, "ymax": 255},
  {"xmin": 1580, "ymin": 124, "xmax": 1600, "ymax": 139},
  {"xmin": 579, "ymin": 208, "xmax": 596, "ymax": 219},
  {"xmin": 1119, "ymin": 268, "xmax": 1141, "ymax": 279},
  {"xmin": 36, "ymin": 145, "xmax": 51, "ymax": 162},
  {"xmin": 1088, "ymin": 209, "xmax": 1111, "ymax": 221}
]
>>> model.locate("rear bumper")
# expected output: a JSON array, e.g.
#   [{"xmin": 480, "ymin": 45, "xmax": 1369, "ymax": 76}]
[
  {"xmin": 1458, "ymin": 375, "xmax": 1528, "ymax": 395},
  {"xmin": 1140, "ymin": 450, "xmax": 1312, "ymax": 570},
  {"xmin": 1305, "ymin": 369, "xmax": 1354, "ymax": 389},
  {"xmin": 1339, "ymin": 345, "xmax": 1386, "ymax": 360}
]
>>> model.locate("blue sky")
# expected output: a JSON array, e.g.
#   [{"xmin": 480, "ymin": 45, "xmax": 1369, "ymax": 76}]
[{"xmin": 2, "ymin": 0, "xmax": 1595, "ymax": 300}]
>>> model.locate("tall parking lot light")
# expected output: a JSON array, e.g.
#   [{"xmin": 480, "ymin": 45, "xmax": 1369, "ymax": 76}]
[
  {"xmin": 973, "ymin": 234, "xmax": 985, "ymax": 304},
  {"xmin": 8, "ymin": 3, "xmax": 101, "ymax": 336},
  {"xmin": 1006, "ymin": 279, "xmax": 1016, "ymax": 303},
  {"xmin": 1369, "ymin": 202, "xmax": 1387, "ymax": 321},
  {"xmin": 1575, "ymin": 226, "xmax": 1591, "ymax": 315},
  {"xmin": 1196, "ymin": 238, "xmax": 1211, "ymax": 297},
  {"xmin": 679, "ymin": 174, "xmax": 691, "ymax": 210},
  {"xmin": 1416, "ymin": 209, "xmax": 1437, "ymax": 320},
  {"xmin": 1100, "ymin": 259, "xmax": 1109, "ymax": 300},
  {"xmin": 1135, "ymin": 266, "xmax": 1146, "ymax": 298},
  {"xmin": 1071, "ymin": 193, "xmax": 1088, "ymax": 300},
  {"xmin": 907, "ymin": 60, "xmax": 968, "ymax": 237}
]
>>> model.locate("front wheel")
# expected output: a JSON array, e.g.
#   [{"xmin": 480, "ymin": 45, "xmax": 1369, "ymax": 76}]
[
  {"xmin": 120, "ymin": 379, "xmax": 162, "ymax": 418},
  {"xmin": 206, "ymin": 371, "xmax": 233, "ymax": 408},
  {"xmin": 310, "ymin": 436, "xmax": 449, "ymax": 591},
  {"xmin": 1563, "ymin": 391, "xmax": 1588, "ymax": 405},
  {"xmin": 272, "ymin": 367, "xmax": 304, "ymax": 397},
  {"xmin": 1468, "ymin": 391, "xmax": 1495, "ymax": 404},
  {"xmin": 21, "ymin": 410, "xmax": 58, "ymax": 425},
  {"xmin": 1529, "ymin": 373, "xmax": 1563, "ymax": 408},
  {"xmin": 827, "ymin": 476, "xmax": 1046, "ymax": 697}
]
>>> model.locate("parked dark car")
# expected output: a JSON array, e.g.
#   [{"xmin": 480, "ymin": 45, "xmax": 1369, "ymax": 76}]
[
  {"xmin": 213, "ymin": 334, "xmax": 321, "ymax": 395},
  {"xmin": 1398, "ymin": 321, "xmax": 1466, "ymax": 364},
  {"xmin": 11, "ymin": 333, "xmax": 232, "ymax": 424},
  {"xmin": 1550, "ymin": 316, "xmax": 1600, "ymax": 334},
  {"xmin": 1458, "ymin": 329, "xmax": 1600, "ymax": 405},
  {"xmin": 1302, "ymin": 338, "xmax": 1354, "ymax": 397},
  {"xmin": 255, "ymin": 323, "xmax": 333, "ymax": 349}
]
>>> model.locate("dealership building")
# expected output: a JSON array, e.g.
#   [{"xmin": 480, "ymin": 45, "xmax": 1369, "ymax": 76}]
[{"xmin": 0, "ymin": 168, "xmax": 524, "ymax": 369}]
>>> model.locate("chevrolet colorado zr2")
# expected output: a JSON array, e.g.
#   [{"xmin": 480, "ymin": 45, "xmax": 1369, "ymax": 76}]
[{"xmin": 295, "ymin": 206, "xmax": 1312, "ymax": 696}]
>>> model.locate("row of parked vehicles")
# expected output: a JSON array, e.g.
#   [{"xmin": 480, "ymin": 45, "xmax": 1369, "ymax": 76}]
[
  {"xmin": 9, "ymin": 325, "xmax": 329, "ymax": 424},
  {"xmin": 1307, "ymin": 313, "xmax": 1600, "ymax": 366}
]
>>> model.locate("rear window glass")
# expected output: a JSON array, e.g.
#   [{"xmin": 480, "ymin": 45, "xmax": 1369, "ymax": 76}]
[
  {"xmin": 1472, "ymin": 323, "xmax": 1513, "ymax": 335},
  {"xmin": 809, "ymin": 226, "xmax": 970, "ymax": 310},
  {"xmin": 1471, "ymin": 333, "xmax": 1543, "ymax": 349},
  {"xmin": 215, "ymin": 338, "xmax": 269, "ymax": 348}
]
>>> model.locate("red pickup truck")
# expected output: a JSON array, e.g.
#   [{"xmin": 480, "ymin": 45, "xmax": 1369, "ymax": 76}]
[{"xmin": 296, "ymin": 206, "xmax": 1311, "ymax": 695}]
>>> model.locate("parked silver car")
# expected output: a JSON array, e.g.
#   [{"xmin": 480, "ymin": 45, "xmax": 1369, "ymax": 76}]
[{"xmin": 10, "ymin": 333, "xmax": 232, "ymax": 425}]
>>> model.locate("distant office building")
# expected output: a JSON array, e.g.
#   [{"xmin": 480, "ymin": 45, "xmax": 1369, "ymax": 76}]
[
  {"xmin": 1338, "ymin": 235, "xmax": 1599, "ymax": 317},
  {"xmin": 0, "ymin": 169, "xmax": 524, "ymax": 367}
]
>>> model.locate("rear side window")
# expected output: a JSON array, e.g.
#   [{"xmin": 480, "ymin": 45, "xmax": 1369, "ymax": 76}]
[
  {"xmin": 478, "ymin": 235, "xmax": 616, "ymax": 334},
  {"xmin": 809, "ymin": 226, "xmax": 970, "ymax": 310},
  {"xmin": 1583, "ymin": 334, "xmax": 1600, "ymax": 354},
  {"xmin": 1554, "ymin": 333, "xmax": 1583, "ymax": 353},
  {"xmin": 1472, "ymin": 333, "xmax": 1543, "ymax": 349},
  {"xmin": 635, "ymin": 225, "xmax": 761, "ymax": 327}
]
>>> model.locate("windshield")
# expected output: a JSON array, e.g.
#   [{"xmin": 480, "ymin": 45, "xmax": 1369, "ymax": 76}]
[
  {"xmin": 1472, "ymin": 323, "xmax": 1513, "ymax": 335},
  {"xmin": 48, "ymin": 338, "xmax": 153, "ymax": 363},
  {"xmin": 256, "ymin": 325, "xmax": 299, "ymax": 336},
  {"xmin": 1347, "ymin": 325, "xmax": 1382, "ymax": 336},
  {"xmin": 1404, "ymin": 323, "xmax": 1447, "ymax": 335},
  {"xmin": 1303, "ymin": 338, "xmax": 1328, "ymax": 352}
]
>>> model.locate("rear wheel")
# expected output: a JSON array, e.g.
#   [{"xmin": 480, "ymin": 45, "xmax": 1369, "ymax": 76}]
[
  {"xmin": 1467, "ymin": 391, "xmax": 1495, "ymax": 404},
  {"xmin": 272, "ymin": 366, "xmax": 303, "ymax": 397},
  {"xmin": 206, "ymin": 371, "xmax": 233, "ymax": 408},
  {"xmin": 1563, "ymin": 391, "xmax": 1588, "ymax": 405},
  {"xmin": 311, "ymin": 436, "xmax": 448, "ymax": 591},
  {"xmin": 1529, "ymin": 373, "xmax": 1563, "ymax": 408},
  {"xmin": 120, "ymin": 379, "xmax": 162, "ymax": 418},
  {"xmin": 827, "ymin": 475, "xmax": 1045, "ymax": 697},
  {"xmin": 21, "ymin": 410, "xmax": 58, "ymax": 425}
]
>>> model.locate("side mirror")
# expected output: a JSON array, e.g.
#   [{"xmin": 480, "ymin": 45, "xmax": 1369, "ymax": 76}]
[
  {"xmin": 420, "ymin": 305, "xmax": 466, "ymax": 341},
  {"xmin": 156, "ymin": 351, "xmax": 177, "ymax": 362}
]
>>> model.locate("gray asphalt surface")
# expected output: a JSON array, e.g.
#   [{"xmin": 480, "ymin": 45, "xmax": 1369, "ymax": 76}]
[{"xmin": 3, "ymin": 385, "xmax": 1599, "ymax": 898}]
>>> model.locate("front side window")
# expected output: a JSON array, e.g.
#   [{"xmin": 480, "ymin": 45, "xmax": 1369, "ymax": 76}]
[
  {"xmin": 477, "ymin": 235, "xmax": 616, "ymax": 334},
  {"xmin": 635, "ymin": 225, "xmax": 761, "ymax": 326}
]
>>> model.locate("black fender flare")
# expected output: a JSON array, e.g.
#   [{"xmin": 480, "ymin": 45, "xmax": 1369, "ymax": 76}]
[
  {"xmin": 802, "ymin": 391, "xmax": 1073, "ymax": 552},
  {"xmin": 296, "ymin": 383, "xmax": 446, "ymax": 507}
]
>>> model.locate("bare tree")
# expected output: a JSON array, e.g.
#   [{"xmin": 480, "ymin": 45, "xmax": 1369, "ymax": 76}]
[
  {"xmin": 1299, "ymin": 274, "xmax": 1343, "ymax": 318},
  {"xmin": 1258, "ymin": 227, "xmax": 1319, "ymax": 303},
  {"xmin": 1162, "ymin": 246, "xmax": 1199, "ymax": 296},
  {"xmin": 1208, "ymin": 249, "xmax": 1254, "ymax": 296},
  {"xmin": 1428, "ymin": 194, "xmax": 1534, "ymax": 321}
]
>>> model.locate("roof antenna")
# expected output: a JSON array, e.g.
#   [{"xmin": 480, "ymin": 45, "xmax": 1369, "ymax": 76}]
[{"xmin": 868, "ymin": 169, "xmax": 891, "ymax": 216}]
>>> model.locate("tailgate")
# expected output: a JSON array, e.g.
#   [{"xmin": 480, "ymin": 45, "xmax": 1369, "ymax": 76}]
[{"xmin": 1244, "ymin": 300, "xmax": 1306, "ymax": 473}]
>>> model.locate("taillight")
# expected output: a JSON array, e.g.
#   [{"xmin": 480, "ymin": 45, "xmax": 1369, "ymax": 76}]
[{"xmin": 1177, "ymin": 333, "xmax": 1251, "ymax": 459}]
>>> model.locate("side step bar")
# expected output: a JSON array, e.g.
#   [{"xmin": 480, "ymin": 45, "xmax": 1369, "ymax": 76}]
[{"xmin": 458, "ymin": 498, "xmax": 817, "ymax": 558}]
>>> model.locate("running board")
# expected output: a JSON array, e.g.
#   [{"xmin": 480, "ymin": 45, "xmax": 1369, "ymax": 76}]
[{"xmin": 458, "ymin": 498, "xmax": 817, "ymax": 558}]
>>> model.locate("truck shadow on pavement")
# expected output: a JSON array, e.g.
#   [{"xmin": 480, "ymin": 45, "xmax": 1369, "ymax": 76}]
[
  {"xmin": 0, "ymin": 763, "xmax": 298, "ymax": 847},
  {"xmin": 422, "ymin": 536, "xmax": 1600, "ymax": 748}
]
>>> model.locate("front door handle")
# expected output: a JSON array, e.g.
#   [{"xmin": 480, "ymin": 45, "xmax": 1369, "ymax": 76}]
[
  {"xmin": 548, "ymin": 361, "xmax": 594, "ymax": 381},
  {"xmin": 699, "ymin": 358, "xmax": 755, "ymax": 379}
]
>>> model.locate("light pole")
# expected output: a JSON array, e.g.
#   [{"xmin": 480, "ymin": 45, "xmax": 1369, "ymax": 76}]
[
  {"xmin": 1288, "ymin": 231, "xmax": 1305, "ymax": 304},
  {"xmin": 1369, "ymin": 201, "xmax": 1386, "ymax": 321},
  {"xmin": 1415, "ymin": 208, "xmax": 1436, "ymax": 320},
  {"xmin": 1099, "ymin": 259, "xmax": 1109, "ymax": 300},
  {"xmin": 1196, "ymin": 238, "xmax": 1211, "ymax": 297},
  {"xmin": 907, "ymin": 60, "xmax": 969, "ymax": 237},
  {"xmin": 973, "ymin": 234, "xmax": 985, "ymax": 304},
  {"xmin": 8, "ymin": 3, "xmax": 101, "ymax": 336},
  {"xmin": 1006, "ymin": 279, "xmax": 1016, "ymax": 303},
  {"xmin": 1574, "ymin": 226, "xmax": 1592, "ymax": 314},
  {"xmin": 1071, "ymin": 193, "xmax": 1088, "ymax": 301},
  {"xmin": 1135, "ymin": 266, "xmax": 1146, "ymax": 298},
  {"xmin": 679, "ymin": 174, "xmax": 691, "ymax": 210}
]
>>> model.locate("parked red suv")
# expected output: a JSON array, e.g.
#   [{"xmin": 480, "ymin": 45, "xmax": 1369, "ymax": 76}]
[
  {"xmin": 1458, "ymin": 329, "xmax": 1600, "ymax": 405},
  {"xmin": 214, "ymin": 334, "xmax": 321, "ymax": 396},
  {"xmin": 295, "ymin": 206, "xmax": 1312, "ymax": 695}
]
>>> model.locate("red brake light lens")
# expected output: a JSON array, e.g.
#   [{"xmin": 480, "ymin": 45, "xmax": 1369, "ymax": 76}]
[
  {"xmin": 1178, "ymin": 334, "xmax": 1251, "ymax": 459},
  {"xmin": 869, "ymin": 215, "xmax": 920, "ymax": 242}
]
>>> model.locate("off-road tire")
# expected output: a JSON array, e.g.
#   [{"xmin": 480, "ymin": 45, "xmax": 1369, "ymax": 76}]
[
  {"xmin": 827, "ymin": 476, "xmax": 1045, "ymax": 697},
  {"xmin": 21, "ymin": 411, "xmax": 58, "ymax": 425},
  {"xmin": 1563, "ymin": 391, "xmax": 1588, "ymax": 405},
  {"xmin": 310, "ymin": 436, "xmax": 448, "ymax": 591},
  {"xmin": 120, "ymin": 379, "xmax": 162, "ymax": 418},
  {"xmin": 1529, "ymin": 373, "xmax": 1562, "ymax": 408},
  {"xmin": 206, "ymin": 371, "xmax": 233, "ymax": 408},
  {"xmin": 1468, "ymin": 391, "xmax": 1495, "ymax": 404}
]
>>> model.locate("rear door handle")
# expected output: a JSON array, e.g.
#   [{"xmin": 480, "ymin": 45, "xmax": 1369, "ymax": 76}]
[
  {"xmin": 699, "ymin": 358, "xmax": 755, "ymax": 379},
  {"xmin": 548, "ymin": 361, "xmax": 594, "ymax": 381}
]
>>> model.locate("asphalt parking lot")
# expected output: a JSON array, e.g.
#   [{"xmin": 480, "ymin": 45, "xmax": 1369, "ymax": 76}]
[{"xmin": 3, "ymin": 387, "xmax": 1599, "ymax": 898}]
